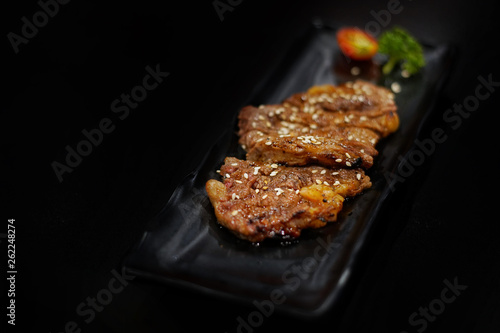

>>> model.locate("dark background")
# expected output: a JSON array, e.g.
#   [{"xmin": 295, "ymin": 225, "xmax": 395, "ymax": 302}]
[{"xmin": 3, "ymin": 0, "xmax": 500, "ymax": 332}]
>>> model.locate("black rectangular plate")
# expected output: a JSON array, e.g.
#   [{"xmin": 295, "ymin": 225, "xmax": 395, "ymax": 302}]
[{"xmin": 123, "ymin": 21, "xmax": 454, "ymax": 318}]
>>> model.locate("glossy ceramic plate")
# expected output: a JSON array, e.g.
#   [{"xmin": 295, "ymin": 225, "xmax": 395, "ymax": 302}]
[{"xmin": 123, "ymin": 21, "xmax": 454, "ymax": 318}]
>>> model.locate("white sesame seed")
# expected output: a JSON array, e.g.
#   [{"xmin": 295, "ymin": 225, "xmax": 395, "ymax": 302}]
[
  {"xmin": 244, "ymin": 173, "xmax": 249, "ymax": 179},
  {"xmin": 311, "ymin": 170, "xmax": 318, "ymax": 173},
  {"xmin": 278, "ymin": 128, "xmax": 289, "ymax": 135},
  {"xmin": 350, "ymin": 66, "xmax": 360, "ymax": 76},
  {"xmin": 253, "ymin": 167, "xmax": 261, "ymax": 175},
  {"xmin": 391, "ymin": 82, "xmax": 402, "ymax": 93},
  {"xmin": 265, "ymin": 141, "xmax": 272, "ymax": 146},
  {"xmin": 231, "ymin": 163, "xmax": 238, "ymax": 166},
  {"xmin": 345, "ymin": 153, "xmax": 351, "ymax": 158},
  {"xmin": 225, "ymin": 173, "xmax": 230, "ymax": 178},
  {"xmin": 262, "ymin": 194, "xmax": 268, "ymax": 199},
  {"xmin": 271, "ymin": 164, "xmax": 278, "ymax": 168},
  {"xmin": 323, "ymin": 181, "xmax": 330, "ymax": 186},
  {"xmin": 335, "ymin": 158, "xmax": 342, "ymax": 163},
  {"xmin": 295, "ymin": 189, "xmax": 300, "ymax": 194},
  {"xmin": 356, "ymin": 174, "xmax": 362, "ymax": 180},
  {"xmin": 216, "ymin": 170, "xmax": 220, "ymax": 173},
  {"xmin": 334, "ymin": 181, "xmax": 340, "ymax": 186},
  {"xmin": 316, "ymin": 179, "xmax": 322, "ymax": 185},
  {"xmin": 331, "ymin": 172, "xmax": 339, "ymax": 175},
  {"xmin": 346, "ymin": 161, "xmax": 352, "ymax": 167},
  {"xmin": 235, "ymin": 180, "xmax": 242, "ymax": 184},
  {"xmin": 270, "ymin": 171, "xmax": 278, "ymax": 177},
  {"xmin": 320, "ymin": 170, "xmax": 326, "ymax": 174},
  {"xmin": 231, "ymin": 210, "xmax": 239, "ymax": 216},
  {"xmin": 255, "ymin": 189, "xmax": 260, "ymax": 193}
]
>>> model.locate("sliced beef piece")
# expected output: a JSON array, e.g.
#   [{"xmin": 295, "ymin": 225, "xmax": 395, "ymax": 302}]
[
  {"xmin": 238, "ymin": 105, "xmax": 379, "ymax": 168},
  {"xmin": 206, "ymin": 157, "xmax": 371, "ymax": 242},
  {"xmin": 283, "ymin": 80, "xmax": 399, "ymax": 137}
]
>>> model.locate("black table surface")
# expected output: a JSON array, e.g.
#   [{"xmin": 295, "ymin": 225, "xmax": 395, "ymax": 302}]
[{"xmin": 4, "ymin": 0, "xmax": 500, "ymax": 332}]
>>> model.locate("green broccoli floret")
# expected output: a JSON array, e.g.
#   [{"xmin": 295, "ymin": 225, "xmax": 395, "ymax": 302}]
[{"xmin": 378, "ymin": 26, "xmax": 425, "ymax": 76}]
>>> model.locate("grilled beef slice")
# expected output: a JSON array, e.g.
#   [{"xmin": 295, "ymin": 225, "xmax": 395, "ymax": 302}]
[{"xmin": 206, "ymin": 157, "xmax": 371, "ymax": 242}]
